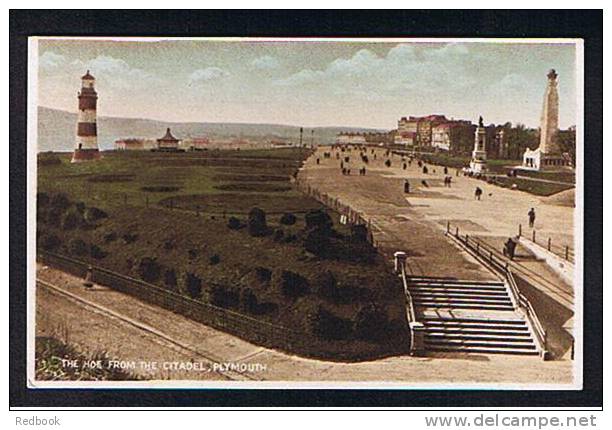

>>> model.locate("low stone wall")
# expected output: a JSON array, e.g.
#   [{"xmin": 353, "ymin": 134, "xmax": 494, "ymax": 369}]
[{"xmin": 519, "ymin": 238, "xmax": 574, "ymax": 286}]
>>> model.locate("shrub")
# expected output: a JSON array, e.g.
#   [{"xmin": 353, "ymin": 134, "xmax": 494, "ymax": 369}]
[
  {"xmin": 240, "ymin": 288, "xmax": 258, "ymax": 313},
  {"xmin": 313, "ymin": 270, "xmax": 337, "ymax": 299},
  {"xmin": 210, "ymin": 285, "xmax": 239, "ymax": 309},
  {"xmin": 89, "ymin": 244, "xmax": 107, "ymax": 260},
  {"xmin": 248, "ymin": 207, "xmax": 268, "ymax": 237},
  {"xmin": 68, "ymin": 239, "xmax": 88, "ymax": 257},
  {"xmin": 138, "ymin": 257, "xmax": 162, "ymax": 283},
  {"xmin": 46, "ymin": 208, "xmax": 63, "ymax": 227},
  {"xmin": 227, "ymin": 216, "xmax": 243, "ymax": 230},
  {"xmin": 163, "ymin": 269, "xmax": 177, "ymax": 290},
  {"xmin": 254, "ymin": 267, "xmax": 272, "ymax": 283},
  {"xmin": 184, "ymin": 272, "xmax": 202, "ymax": 299},
  {"xmin": 103, "ymin": 232, "xmax": 117, "ymax": 243},
  {"xmin": 84, "ymin": 207, "xmax": 108, "ymax": 223},
  {"xmin": 279, "ymin": 212, "xmax": 297, "ymax": 225},
  {"xmin": 273, "ymin": 228, "xmax": 285, "ymax": 242},
  {"xmin": 61, "ymin": 209, "xmax": 83, "ymax": 230},
  {"xmin": 308, "ymin": 305, "xmax": 353, "ymax": 340},
  {"xmin": 188, "ymin": 249, "xmax": 198, "ymax": 260},
  {"xmin": 354, "ymin": 304, "xmax": 389, "ymax": 341},
  {"xmin": 350, "ymin": 224, "xmax": 369, "ymax": 243},
  {"xmin": 122, "ymin": 232, "xmax": 139, "ymax": 244},
  {"xmin": 209, "ymin": 254, "xmax": 221, "ymax": 265},
  {"xmin": 50, "ymin": 193, "xmax": 71, "ymax": 212},
  {"xmin": 163, "ymin": 240, "xmax": 174, "ymax": 251},
  {"xmin": 275, "ymin": 270, "xmax": 310, "ymax": 299},
  {"xmin": 74, "ymin": 201, "xmax": 86, "ymax": 213},
  {"xmin": 37, "ymin": 192, "xmax": 50, "ymax": 208},
  {"xmin": 304, "ymin": 209, "xmax": 332, "ymax": 231},
  {"xmin": 39, "ymin": 234, "xmax": 61, "ymax": 251},
  {"xmin": 303, "ymin": 228, "xmax": 331, "ymax": 257}
]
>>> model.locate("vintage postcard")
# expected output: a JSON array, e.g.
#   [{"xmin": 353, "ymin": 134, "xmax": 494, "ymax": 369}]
[{"xmin": 28, "ymin": 36, "xmax": 582, "ymax": 389}]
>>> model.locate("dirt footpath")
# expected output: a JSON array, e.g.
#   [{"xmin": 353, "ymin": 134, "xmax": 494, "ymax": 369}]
[{"xmin": 35, "ymin": 264, "xmax": 573, "ymax": 386}]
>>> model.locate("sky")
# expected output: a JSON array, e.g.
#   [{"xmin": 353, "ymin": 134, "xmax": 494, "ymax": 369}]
[{"xmin": 35, "ymin": 38, "xmax": 579, "ymax": 130}]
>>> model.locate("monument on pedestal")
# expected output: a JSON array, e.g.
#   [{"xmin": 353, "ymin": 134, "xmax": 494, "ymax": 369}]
[
  {"xmin": 522, "ymin": 69, "xmax": 572, "ymax": 171},
  {"xmin": 468, "ymin": 116, "xmax": 488, "ymax": 174}
]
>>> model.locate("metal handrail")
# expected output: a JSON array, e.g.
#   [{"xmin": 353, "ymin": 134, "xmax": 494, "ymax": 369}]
[
  {"xmin": 399, "ymin": 263, "xmax": 417, "ymax": 325},
  {"xmin": 446, "ymin": 224, "xmax": 548, "ymax": 359}
]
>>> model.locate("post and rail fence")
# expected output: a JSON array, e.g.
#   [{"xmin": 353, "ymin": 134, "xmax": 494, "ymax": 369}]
[
  {"xmin": 36, "ymin": 251, "xmax": 399, "ymax": 361},
  {"xmin": 517, "ymin": 223, "xmax": 574, "ymax": 264}
]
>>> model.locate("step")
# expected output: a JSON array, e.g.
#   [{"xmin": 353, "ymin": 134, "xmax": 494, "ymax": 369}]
[
  {"xmin": 409, "ymin": 287, "xmax": 510, "ymax": 296},
  {"xmin": 411, "ymin": 294, "xmax": 512, "ymax": 303},
  {"xmin": 425, "ymin": 326, "xmax": 530, "ymax": 335},
  {"xmin": 408, "ymin": 281, "xmax": 506, "ymax": 290},
  {"xmin": 425, "ymin": 332, "xmax": 533, "ymax": 342},
  {"xmin": 407, "ymin": 278, "xmax": 505, "ymax": 286},
  {"xmin": 421, "ymin": 317, "xmax": 526, "ymax": 325},
  {"xmin": 425, "ymin": 338, "xmax": 536, "ymax": 349},
  {"xmin": 425, "ymin": 345, "xmax": 540, "ymax": 355},
  {"xmin": 414, "ymin": 301, "xmax": 514, "ymax": 311}
]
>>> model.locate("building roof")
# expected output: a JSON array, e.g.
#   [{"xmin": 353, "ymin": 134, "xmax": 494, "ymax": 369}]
[
  {"xmin": 158, "ymin": 128, "xmax": 179, "ymax": 142},
  {"xmin": 82, "ymin": 70, "xmax": 95, "ymax": 80}
]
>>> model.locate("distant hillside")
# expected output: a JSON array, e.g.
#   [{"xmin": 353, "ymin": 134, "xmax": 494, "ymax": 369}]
[{"xmin": 37, "ymin": 106, "xmax": 384, "ymax": 152}]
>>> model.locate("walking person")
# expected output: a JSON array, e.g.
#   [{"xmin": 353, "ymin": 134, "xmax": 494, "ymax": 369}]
[
  {"xmin": 528, "ymin": 208, "xmax": 536, "ymax": 228},
  {"xmin": 475, "ymin": 187, "xmax": 482, "ymax": 200}
]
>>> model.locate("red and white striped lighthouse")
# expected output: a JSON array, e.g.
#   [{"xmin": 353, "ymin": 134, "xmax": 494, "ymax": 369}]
[{"xmin": 71, "ymin": 70, "xmax": 101, "ymax": 163}]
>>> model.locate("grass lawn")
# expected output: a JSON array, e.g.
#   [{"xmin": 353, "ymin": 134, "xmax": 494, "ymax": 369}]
[{"xmin": 37, "ymin": 148, "xmax": 408, "ymax": 360}]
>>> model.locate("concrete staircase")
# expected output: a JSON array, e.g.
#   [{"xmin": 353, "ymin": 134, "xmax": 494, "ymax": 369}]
[{"xmin": 407, "ymin": 277, "xmax": 539, "ymax": 355}]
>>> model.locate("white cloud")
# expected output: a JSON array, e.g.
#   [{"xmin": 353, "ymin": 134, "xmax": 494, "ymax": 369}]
[
  {"xmin": 273, "ymin": 43, "xmax": 479, "ymax": 100},
  {"xmin": 39, "ymin": 51, "xmax": 66, "ymax": 69},
  {"xmin": 188, "ymin": 67, "xmax": 230, "ymax": 84},
  {"xmin": 251, "ymin": 55, "xmax": 280, "ymax": 70}
]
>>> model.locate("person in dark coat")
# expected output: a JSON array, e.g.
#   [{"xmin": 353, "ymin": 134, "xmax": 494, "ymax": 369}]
[{"xmin": 528, "ymin": 208, "xmax": 536, "ymax": 228}]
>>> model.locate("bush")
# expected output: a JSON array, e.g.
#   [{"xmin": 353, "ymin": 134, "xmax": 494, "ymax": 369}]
[
  {"xmin": 308, "ymin": 306, "xmax": 353, "ymax": 340},
  {"xmin": 61, "ymin": 209, "xmax": 83, "ymax": 230},
  {"xmin": 103, "ymin": 232, "xmax": 117, "ymax": 243},
  {"xmin": 354, "ymin": 304, "xmax": 389, "ymax": 341},
  {"xmin": 89, "ymin": 244, "xmax": 107, "ymax": 260},
  {"xmin": 188, "ymin": 249, "xmax": 198, "ymax": 260},
  {"xmin": 304, "ymin": 209, "xmax": 332, "ymax": 231},
  {"xmin": 46, "ymin": 208, "xmax": 63, "ymax": 227},
  {"xmin": 227, "ymin": 216, "xmax": 243, "ymax": 230},
  {"xmin": 68, "ymin": 239, "xmax": 88, "ymax": 257},
  {"xmin": 50, "ymin": 193, "xmax": 71, "ymax": 212},
  {"xmin": 275, "ymin": 270, "xmax": 310, "ymax": 299},
  {"xmin": 313, "ymin": 270, "xmax": 337, "ymax": 299},
  {"xmin": 303, "ymin": 228, "xmax": 331, "ymax": 257},
  {"xmin": 350, "ymin": 224, "xmax": 369, "ymax": 243},
  {"xmin": 138, "ymin": 257, "xmax": 162, "ymax": 283},
  {"xmin": 37, "ymin": 192, "xmax": 50, "ymax": 208},
  {"xmin": 209, "ymin": 254, "xmax": 220, "ymax": 265},
  {"xmin": 210, "ymin": 285, "xmax": 239, "ymax": 309},
  {"xmin": 74, "ymin": 201, "xmax": 86, "ymax": 213},
  {"xmin": 122, "ymin": 232, "xmax": 138, "ymax": 244},
  {"xmin": 39, "ymin": 234, "xmax": 61, "ymax": 251},
  {"xmin": 254, "ymin": 267, "xmax": 272, "ymax": 283},
  {"xmin": 273, "ymin": 228, "xmax": 285, "ymax": 242},
  {"xmin": 279, "ymin": 212, "xmax": 297, "ymax": 225},
  {"xmin": 84, "ymin": 207, "xmax": 108, "ymax": 223},
  {"xmin": 163, "ymin": 269, "xmax": 177, "ymax": 290},
  {"xmin": 184, "ymin": 272, "xmax": 202, "ymax": 299},
  {"xmin": 248, "ymin": 207, "xmax": 268, "ymax": 237},
  {"xmin": 240, "ymin": 288, "xmax": 258, "ymax": 313}
]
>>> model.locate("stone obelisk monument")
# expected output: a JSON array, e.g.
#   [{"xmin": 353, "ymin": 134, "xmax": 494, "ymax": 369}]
[
  {"xmin": 469, "ymin": 116, "xmax": 488, "ymax": 173},
  {"xmin": 522, "ymin": 69, "xmax": 569, "ymax": 170},
  {"xmin": 71, "ymin": 70, "xmax": 101, "ymax": 163}
]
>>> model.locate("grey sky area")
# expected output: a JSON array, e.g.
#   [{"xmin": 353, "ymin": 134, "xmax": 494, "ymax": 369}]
[{"xmin": 36, "ymin": 38, "xmax": 578, "ymax": 129}]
